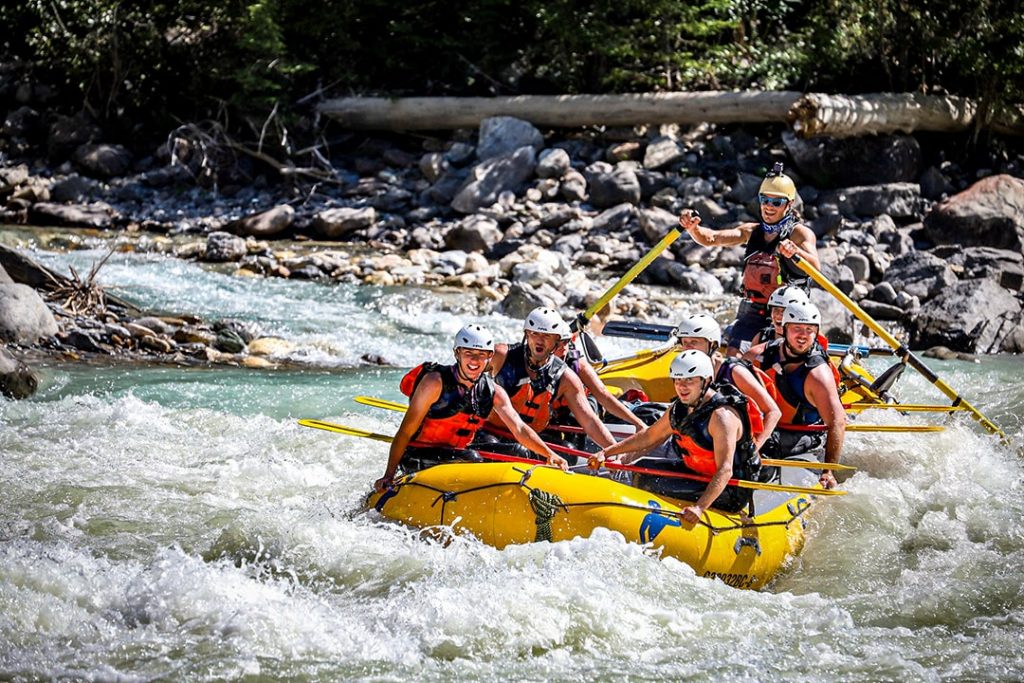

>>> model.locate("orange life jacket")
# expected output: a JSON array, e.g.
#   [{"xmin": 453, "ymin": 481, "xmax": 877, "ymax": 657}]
[
  {"xmin": 488, "ymin": 343, "xmax": 566, "ymax": 432},
  {"xmin": 754, "ymin": 338, "xmax": 839, "ymax": 430},
  {"xmin": 669, "ymin": 385, "xmax": 760, "ymax": 477},
  {"xmin": 400, "ymin": 362, "xmax": 495, "ymax": 448}
]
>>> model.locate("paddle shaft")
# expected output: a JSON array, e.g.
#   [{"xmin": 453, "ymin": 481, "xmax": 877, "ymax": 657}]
[
  {"xmin": 576, "ymin": 228, "xmax": 681, "ymax": 329},
  {"xmin": 300, "ymin": 418, "xmax": 841, "ymax": 496},
  {"xmin": 789, "ymin": 254, "xmax": 1005, "ymax": 439}
]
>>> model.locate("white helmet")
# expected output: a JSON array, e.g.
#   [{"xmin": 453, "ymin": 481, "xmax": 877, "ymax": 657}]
[
  {"xmin": 454, "ymin": 324, "xmax": 494, "ymax": 351},
  {"xmin": 673, "ymin": 313, "xmax": 722, "ymax": 349},
  {"xmin": 525, "ymin": 307, "xmax": 570, "ymax": 338},
  {"xmin": 768, "ymin": 285, "xmax": 810, "ymax": 310},
  {"xmin": 669, "ymin": 349, "xmax": 715, "ymax": 380},
  {"xmin": 782, "ymin": 301, "xmax": 822, "ymax": 327}
]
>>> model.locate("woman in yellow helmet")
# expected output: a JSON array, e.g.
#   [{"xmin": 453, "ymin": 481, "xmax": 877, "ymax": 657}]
[{"xmin": 678, "ymin": 163, "xmax": 821, "ymax": 357}]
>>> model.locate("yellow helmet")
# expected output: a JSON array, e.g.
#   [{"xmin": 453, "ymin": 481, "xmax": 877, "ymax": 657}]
[{"xmin": 759, "ymin": 162, "xmax": 796, "ymax": 200}]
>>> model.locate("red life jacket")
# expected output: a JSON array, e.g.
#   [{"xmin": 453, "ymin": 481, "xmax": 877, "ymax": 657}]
[
  {"xmin": 742, "ymin": 251, "xmax": 782, "ymax": 305},
  {"xmin": 400, "ymin": 362, "xmax": 495, "ymax": 448},
  {"xmin": 488, "ymin": 343, "xmax": 566, "ymax": 432},
  {"xmin": 669, "ymin": 385, "xmax": 759, "ymax": 477},
  {"xmin": 754, "ymin": 338, "xmax": 839, "ymax": 430}
]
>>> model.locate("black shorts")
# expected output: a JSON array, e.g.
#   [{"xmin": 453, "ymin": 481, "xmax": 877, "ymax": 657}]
[{"xmin": 726, "ymin": 300, "xmax": 769, "ymax": 352}]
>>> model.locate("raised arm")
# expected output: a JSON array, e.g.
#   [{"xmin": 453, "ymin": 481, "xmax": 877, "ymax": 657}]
[{"xmin": 679, "ymin": 209, "xmax": 753, "ymax": 248}]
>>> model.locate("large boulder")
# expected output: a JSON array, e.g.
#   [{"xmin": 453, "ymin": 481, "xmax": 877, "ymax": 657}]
[
  {"xmin": 922, "ymin": 175, "xmax": 1024, "ymax": 254},
  {"xmin": 451, "ymin": 146, "xmax": 536, "ymax": 213},
  {"xmin": 203, "ymin": 232, "xmax": 247, "ymax": 262},
  {"xmin": 444, "ymin": 215, "xmax": 502, "ymax": 253},
  {"xmin": 0, "ymin": 345, "xmax": 39, "ymax": 399},
  {"xmin": 910, "ymin": 278, "xmax": 1023, "ymax": 353},
  {"xmin": 783, "ymin": 132, "xmax": 921, "ymax": 188},
  {"xmin": 314, "ymin": 206, "xmax": 377, "ymax": 239},
  {"xmin": 585, "ymin": 161, "xmax": 641, "ymax": 208},
  {"xmin": 826, "ymin": 182, "xmax": 923, "ymax": 219},
  {"xmin": 226, "ymin": 204, "xmax": 295, "ymax": 238},
  {"xmin": 0, "ymin": 283, "xmax": 59, "ymax": 343},
  {"xmin": 29, "ymin": 201, "xmax": 116, "ymax": 228},
  {"xmin": 932, "ymin": 245, "xmax": 1024, "ymax": 291},
  {"xmin": 477, "ymin": 117, "xmax": 544, "ymax": 160},
  {"xmin": 881, "ymin": 251, "xmax": 959, "ymax": 302}
]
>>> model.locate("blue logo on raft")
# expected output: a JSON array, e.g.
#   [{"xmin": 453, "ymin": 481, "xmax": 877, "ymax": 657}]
[{"xmin": 639, "ymin": 500, "xmax": 682, "ymax": 543}]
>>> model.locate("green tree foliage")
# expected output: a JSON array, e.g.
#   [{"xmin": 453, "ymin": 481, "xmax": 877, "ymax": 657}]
[{"xmin": 1, "ymin": 0, "xmax": 1020, "ymax": 137}]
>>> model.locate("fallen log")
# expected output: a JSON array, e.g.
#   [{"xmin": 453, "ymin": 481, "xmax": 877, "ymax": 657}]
[
  {"xmin": 318, "ymin": 91, "xmax": 801, "ymax": 130},
  {"xmin": 319, "ymin": 90, "xmax": 1024, "ymax": 137},
  {"xmin": 789, "ymin": 93, "xmax": 1024, "ymax": 138}
]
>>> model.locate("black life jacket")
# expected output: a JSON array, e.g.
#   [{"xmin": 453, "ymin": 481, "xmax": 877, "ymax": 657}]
[
  {"xmin": 741, "ymin": 219, "xmax": 809, "ymax": 305},
  {"xmin": 755, "ymin": 338, "xmax": 835, "ymax": 428},
  {"xmin": 668, "ymin": 384, "xmax": 760, "ymax": 478},
  {"xmin": 489, "ymin": 343, "xmax": 567, "ymax": 431},
  {"xmin": 400, "ymin": 362, "xmax": 496, "ymax": 448}
]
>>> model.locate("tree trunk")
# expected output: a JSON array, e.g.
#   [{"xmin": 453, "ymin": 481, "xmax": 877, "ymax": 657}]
[
  {"xmin": 318, "ymin": 91, "xmax": 1024, "ymax": 137},
  {"xmin": 318, "ymin": 92, "xmax": 801, "ymax": 130},
  {"xmin": 788, "ymin": 93, "xmax": 1024, "ymax": 138}
]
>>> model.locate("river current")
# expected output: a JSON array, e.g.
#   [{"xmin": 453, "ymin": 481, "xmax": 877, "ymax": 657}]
[{"xmin": 2, "ymin": 240, "xmax": 1023, "ymax": 681}]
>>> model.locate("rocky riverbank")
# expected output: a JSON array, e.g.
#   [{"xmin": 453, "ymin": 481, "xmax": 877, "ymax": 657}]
[{"xmin": 3, "ymin": 105, "xmax": 1024, "ymax": 397}]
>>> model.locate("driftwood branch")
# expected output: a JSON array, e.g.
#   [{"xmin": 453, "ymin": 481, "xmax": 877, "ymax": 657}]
[{"xmin": 318, "ymin": 90, "xmax": 1024, "ymax": 137}]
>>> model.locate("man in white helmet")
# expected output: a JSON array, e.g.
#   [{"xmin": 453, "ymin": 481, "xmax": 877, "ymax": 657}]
[
  {"xmin": 481, "ymin": 307, "xmax": 616, "ymax": 458},
  {"xmin": 744, "ymin": 301, "xmax": 846, "ymax": 489},
  {"xmin": 374, "ymin": 323, "xmax": 568, "ymax": 491},
  {"xmin": 678, "ymin": 162, "xmax": 820, "ymax": 357},
  {"xmin": 674, "ymin": 313, "xmax": 781, "ymax": 454},
  {"xmin": 750, "ymin": 285, "xmax": 810, "ymax": 347},
  {"xmin": 589, "ymin": 350, "xmax": 763, "ymax": 521}
]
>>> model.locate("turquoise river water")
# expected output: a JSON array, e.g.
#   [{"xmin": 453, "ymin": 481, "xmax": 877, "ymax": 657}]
[{"xmin": 2, "ymin": 241, "xmax": 1023, "ymax": 681}]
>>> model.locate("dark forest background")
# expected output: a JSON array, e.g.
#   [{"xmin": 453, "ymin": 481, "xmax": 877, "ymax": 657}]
[{"xmin": 1, "ymin": 0, "xmax": 1022, "ymax": 142}]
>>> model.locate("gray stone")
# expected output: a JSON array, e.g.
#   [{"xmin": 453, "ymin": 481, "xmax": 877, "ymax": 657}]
[
  {"xmin": 0, "ymin": 265, "xmax": 12, "ymax": 284},
  {"xmin": 0, "ymin": 164, "xmax": 29, "ymax": 194},
  {"xmin": 73, "ymin": 143, "xmax": 133, "ymax": 178},
  {"xmin": 30, "ymin": 201, "xmax": 115, "ymax": 228},
  {"xmin": 783, "ymin": 131, "xmax": 921, "ymax": 188},
  {"xmin": 871, "ymin": 281, "xmax": 898, "ymax": 305},
  {"xmin": 227, "ymin": 204, "xmax": 294, "ymax": 238},
  {"xmin": 643, "ymin": 136, "xmax": 685, "ymax": 170},
  {"xmin": 858, "ymin": 300, "xmax": 906, "ymax": 321},
  {"xmin": 911, "ymin": 278, "xmax": 1023, "ymax": 353},
  {"xmin": 452, "ymin": 146, "xmax": 536, "ymax": 213},
  {"xmin": 810, "ymin": 290, "xmax": 854, "ymax": 344},
  {"xmin": 639, "ymin": 206, "xmax": 679, "ymax": 243},
  {"xmin": 435, "ymin": 250, "xmax": 468, "ymax": 272},
  {"xmin": 445, "ymin": 142, "xmax": 475, "ymax": 166},
  {"xmin": 923, "ymin": 174, "xmax": 1024, "ymax": 253},
  {"xmin": 882, "ymin": 251, "xmax": 959, "ymax": 302},
  {"xmin": 591, "ymin": 203, "xmax": 636, "ymax": 233},
  {"xmin": 49, "ymin": 174, "xmax": 99, "ymax": 203},
  {"xmin": 314, "ymin": 206, "xmax": 377, "ymax": 238},
  {"xmin": 585, "ymin": 162, "xmax": 641, "ymax": 208},
  {"xmin": 444, "ymin": 215, "xmax": 502, "ymax": 252},
  {"xmin": 828, "ymin": 183, "xmax": 923, "ymax": 218},
  {"xmin": 677, "ymin": 176, "xmax": 714, "ymax": 200},
  {"xmin": 419, "ymin": 152, "xmax": 449, "ymax": 183},
  {"xmin": 724, "ymin": 172, "xmax": 762, "ymax": 204},
  {"xmin": 0, "ymin": 345, "xmax": 39, "ymax": 399},
  {"xmin": 536, "ymin": 148, "xmax": 571, "ymax": 179},
  {"xmin": 560, "ymin": 169, "xmax": 587, "ymax": 202},
  {"xmin": 0, "ymin": 283, "xmax": 59, "ymax": 343},
  {"xmin": 498, "ymin": 282, "xmax": 555, "ymax": 318},
  {"xmin": 204, "ymin": 232, "xmax": 247, "ymax": 262},
  {"xmin": 843, "ymin": 253, "xmax": 871, "ymax": 282},
  {"xmin": 919, "ymin": 166, "xmax": 954, "ymax": 200},
  {"xmin": 477, "ymin": 116, "xmax": 544, "ymax": 160}
]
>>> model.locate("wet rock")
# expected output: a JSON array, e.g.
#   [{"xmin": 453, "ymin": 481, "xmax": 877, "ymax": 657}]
[
  {"xmin": 585, "ymin": 162, "xmax": 641, "ymax": 208},
  {"xmin": 132, "ymin": 317, "xmax": 174, "ymax": 335},
  {"xmin": 0, "ymin": 283, "xmax": 59, "ymax": 343},
  {"xmin": 214, "ymin": 328, "xmax": 247, "ymax": 353},
  {"xmin": 204, "ymin": 232, "xmax": 247, "ymax": 262},
  {"xmin": 0, "ymin": 344, "xmax": 39, "ymax": 399},
  {"xmin": 451, "ymin": 146, "xmax": 537, "ymax": 213},
  {"xmin": 477, "ymin": 116, "xmax": 544, "ymax": 160},
  {"xmin": 247, "ymin": 337, "xmax": 296, "ymax": 357},
  {"xmin": 62, "ymin": 329, "xmax": 107, "ymax": 353},
  {"xmin": 910, "ymin": 278, "xmax": 1023, "ymax": 353},
  {"xmin": 314, "ymin": 206, "xmax": 377, "ymax": 238},
  {"xmin": 140, "ymin": 335, "xmax": 174, "ymax": 354},
  {"xmin": 172, "ymin": 326, "xmax": 215, "ymax": 346},
  {"xmin": 882, "ymin": 251, "xmax": 958, "ymax": 302},
  {"xmin": 50, "ymin": 174, "xmax": 99, "ymax": 203},
  {"xmin": 72, "ymin": 143, "xmax": 133, "ymax": 178},
  {"xmin": 922, "ymin": 174, "xmax": 1024, "ymax": 253},
  {"xmin": 226, "ymin": 204, "xmax": 295, "ymax": 238},
  {"xmin": 783, "ymin": 132, "xmax": 921, "ymax": 188},
  {"xmin": 921, "ymin": 345, "xmax": 977, "ymax": 362},
  {"xmin": 444, "ymin": 215, "xmax": 502, "ymax": 252},
  {"xmin": 643, "ymin": 136, "xmax": 685, "ymax": 170},
  {"xmin": 29, "ymin": 201, "xmax": 115, "ymax": 228},
  {"xmin": 536, "ymin": 148, "xmax": 571, "ymax": 179},
  {"xmin": 560, "ymin": 169, "xmax": 587, "ymax": 203}
]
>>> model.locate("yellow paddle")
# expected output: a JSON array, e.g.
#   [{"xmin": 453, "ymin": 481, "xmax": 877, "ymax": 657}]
[
  {"xmin": 351, "ymin": 396, "xmax": 858, "ymax": 472},
  {"xmin": 845, "ymin": 403, "xmax": 967, "ymax": 413},
  {"xmin": 299, "ymin": 417, "xmax": 846, "ymax": 497},
  {"xmin": 789, "ymin": 254, "xmax": 1005, "ymax": 439},
  {"xmin": 574, "ymin": 228, "xmax": 681, "ymax": 330}
]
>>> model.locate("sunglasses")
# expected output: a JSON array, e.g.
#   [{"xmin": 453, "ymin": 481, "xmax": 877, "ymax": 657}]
[{"xmin": 759, "ymin": 194, "xmax": 789, "ymax": 207}]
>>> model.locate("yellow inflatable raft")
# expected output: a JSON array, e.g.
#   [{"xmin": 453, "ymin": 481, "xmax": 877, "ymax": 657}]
[
  {"xmin": 596, "ymin": 345, "xmax": 884, "ymax": 405},
  {"xmin": 366, "ymin": 462, "xmax": 818, "ymax": 590}
]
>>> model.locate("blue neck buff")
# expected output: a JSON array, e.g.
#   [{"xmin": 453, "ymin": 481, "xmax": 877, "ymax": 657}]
[{"xmin": 761, "ymin": 213, "xmax": 795, "ymax": 235}]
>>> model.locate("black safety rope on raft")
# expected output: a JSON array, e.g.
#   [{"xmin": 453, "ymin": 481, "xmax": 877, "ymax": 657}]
[{"xmin": 528, "ymin": 489, "xmax": 566, "ymax": 542}]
